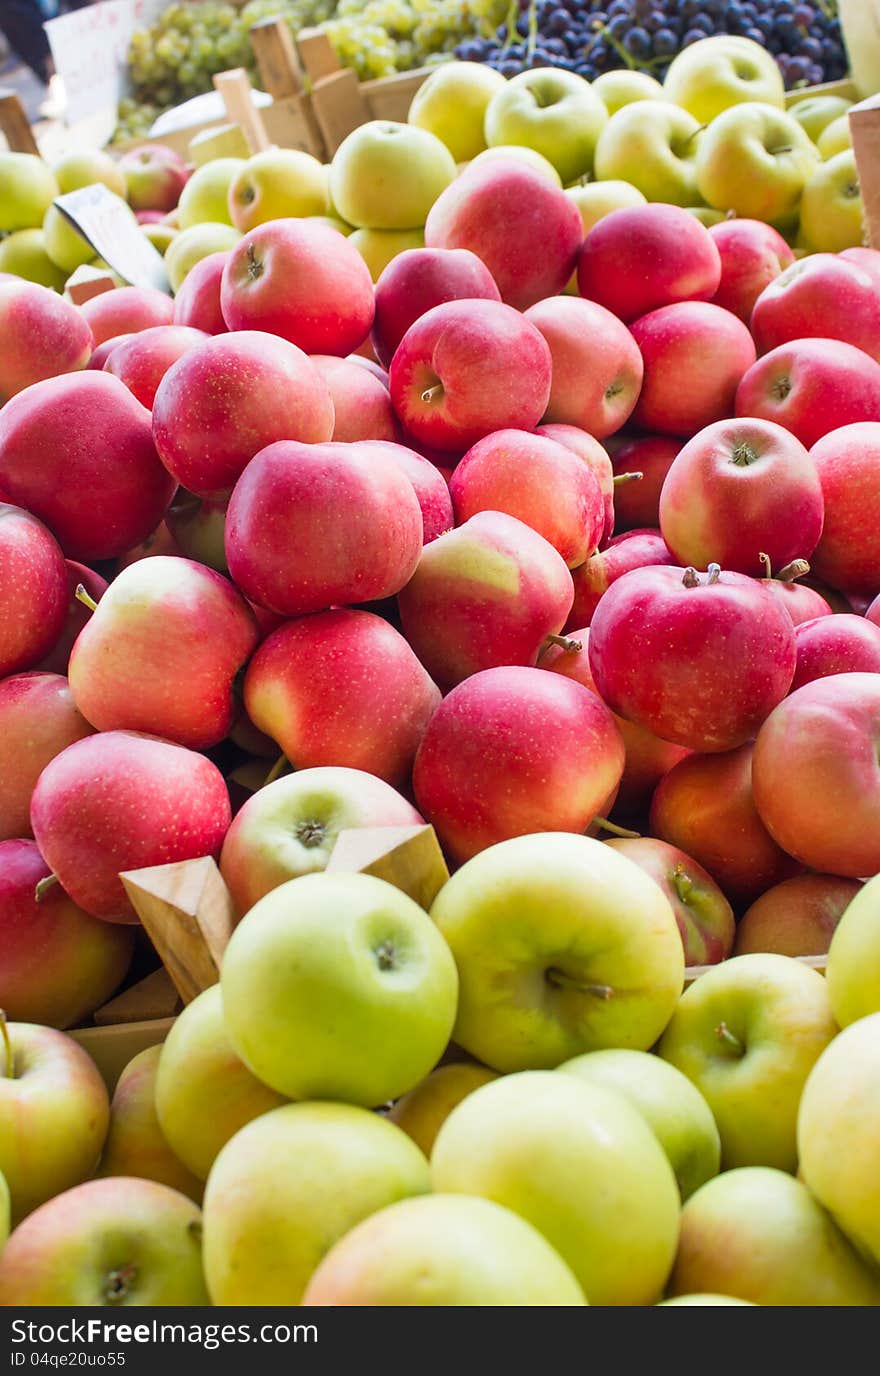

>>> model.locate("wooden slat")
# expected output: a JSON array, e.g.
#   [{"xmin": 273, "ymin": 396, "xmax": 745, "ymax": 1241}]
[
  {"xmin": 362, "ymin": 67, "xmax": 430, "ymax": 122},
  {"xmin": 849, "ymin": 95, "xmax": 880, "ymax": 248},
  {"xmin": 326, "ymin": 824, "xmax": 450, "ymax": 911},
  {"xmin": 684, "ymin": 953, "xmax": 828, "ymax": 985},
  {"xmin": 94, "ymin": 968, "xmax": 182, "ymax": 1026},
  {"xmin": 0, "ymin": 90, "xmax": 40, "ymax": 155},
  {"xmin": 310, "ymin": 67, "xmax": 371, "ymax": 156},
  {"xmin": 70, "ymin": 1018, "xmax": 175, "ymax": 1093},
  {"xmin": 250, "ymin": 16, "xmax": 303, "ymax": 98},
  {"xmin": 296, "ymin": 27, "xmax": 342, "ymax": 83},
  {"xmin": 213, "ymin": 68, "xmax": 271, "ymax": 153}
]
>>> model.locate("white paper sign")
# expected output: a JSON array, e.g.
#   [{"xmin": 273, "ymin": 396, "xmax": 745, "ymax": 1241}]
[
  {"xmin": 54, "ymin": 184, "xmax": 171, "ymax": 294},
  {"xmin": 45, "ymin": 0, "xmax": 165, "ymax": 129}
]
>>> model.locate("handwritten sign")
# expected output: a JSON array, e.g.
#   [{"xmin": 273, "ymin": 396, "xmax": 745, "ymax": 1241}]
[
  {"xmin": 54, "ymin": 184, "xmax": 171, "ymax": 294},
  {"xmin": 45, "ymin": 0, "xmax": 165, "ymax": 130}
]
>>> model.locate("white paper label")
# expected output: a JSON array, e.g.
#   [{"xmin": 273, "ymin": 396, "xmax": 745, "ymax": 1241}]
[{"xmin": 54, "ymin": 184, "xmax": 171, "ymax": 294}]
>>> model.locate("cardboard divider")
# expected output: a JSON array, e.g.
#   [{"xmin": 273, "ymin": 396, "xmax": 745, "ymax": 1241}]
[{"xmin": 849, "ymin": 94, "xmax": 880, "ymax": 248}]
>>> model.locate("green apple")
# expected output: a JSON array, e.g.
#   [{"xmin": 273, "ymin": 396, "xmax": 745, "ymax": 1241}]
[
  {"xmin": 52, "ymin": 148, "xmax": 126, "ymax": 199},
  {"xmin": 165, "ymin": 491, "xmax": 227, "ymax": 571},
  {"xmin": 303, "ymin": 1194, "xmax": 587, "ymax": 1305},
  {"xmin": 687, "ymin": 206, "xmax": 728, "ymax": 226},
  {"xmin": 155, "ymin": 986, "xmax": 286, "ymax": 1181},
  {"xmin": 141, "ymin": 222, "xmax": 177, "ymax": 256},
  {"xmin": 330, "ymin": 121, "xmax": 457, "ymax": 230},
  {"xmin": 564, "ymin": 179, "xmax": 646, "ymax": 235},
  {"xmin": 789, "ymin": 94, "xmax": 853, "ymax": 144},
  {"xmin": 221, "ymin": 872, "xmax": 458, "ymax": 1105},
  {"xmin": 695, "ymin": 102, "xmax": 821, "ymax": 227},
  {"xmin": 826, "ymin": 873, "xmax": 880, "ymax": 1027},
  {"xmin": 177, "ymin": 157, "xmax": 245, "ymax": 228},
  {"xmin": 664, "ymin": 35, "xmax": 786, "ymax": 123},
  {"xmin": 657, "ymin": 953, "xmax": 837, "ymax": 1172},
  {"xmin": 0, "ymin": 1170, "xmax": 7, "ymax": 1249},
  {"xmin": 202, "ymin": 1101, "xmax": 429, "ymax": 1304},
  {"xmin": 0, "ymin": 228, "xmax": 66, "ymax": 290},
  {"xmin": 594, "ymin": 101, "xmax": 704, "ymax": 206},
  {"xmin": 659, "ymin": 1294, "xmax": 755, "ymax": 1306},
  {"xmin": 228, "ymin": 149, "xmax": 328, "ymax": 232},
  {"xmin": 98, "ymin": 1046, "xmax": 202, "ymax": 1202},
  {"xmin": 388, "ymin": 1062, "xmax": 498, "ymax": 1158},
  {"xmin": 799, "ymin": 150, "xmax": 863, "ymax": 253},
  {"xmin": 818, "ymin": 113, "xmax": 852, "ymax": 159},
  {"xmin": 432, "ymin": 1070, "xmax": 680, "ymax": 1305},
  {"xmin": 0, "ymin": 1177, "xmax": 209, "ymax": 1305},
  {"xmin": 484, "ymin": 68, "xmax": 608, "ymax": 186},
  {"xmin": 431, "ymin": 832, "xmax": 683, "ymax": 1073},
  {"xmin": 465, "ymin": 144, "xmax": 563, "ymax": 186},
  {"xmin": 307, "ymin": 213, "xmax": 354, "ymax": 235},
  {"xmin": 348, "ymin": 226, "xmax": 425, "ymax": 281},
  {"xmin": 43, "ymin": 203, "xmax": 97, "ymax": 273},
  {"xmin": 558, "ymin": 1048, "xmax": 720, "ymax": 1201},
  {"xmin": 592, "ymin": 69, "xmax": 666, "ymax": 115},
  {"xmin": 408, "ymin": 61, "xmax": 507, "ymax": 163},
  {"xmin": 0, "ymin": 152, "xmax": 59, "ymax": 232},
  {"xmin": 798, "ymin": 1010, "xmax": 880, "ymax": 1268},
  {"xmin": 188, "ymin": 123, "xmax": 250, "ymax": 166},
  {"xmin": 668, "ymin": 1167, "xmax": 880, "ymax": 1306},
  {"xmin": 164, "ymin": 222, "xmax": 241, "ymax": 293}
]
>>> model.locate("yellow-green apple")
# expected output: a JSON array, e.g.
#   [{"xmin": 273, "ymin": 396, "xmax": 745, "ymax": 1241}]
[
  {"xmin": 388, "ymin": 298, "xmax": 552, "ymax": 450},
  {"xmin": 408, "ymin": 61, "xmax": 506, "ymax": 162},
  {"xmin": 303, "ymin": 1193, "xmax": 586, "ymax": 1306},
  {"xmin": 228, "ymin": 149, "xmax": 328, "ymax": 231},
  {"xmin": 0, "ymin": 280, "xmax": 92, "ymax": 402},
  {"xmin": 558, "ymin": 1048, "xmax": 721, "ymax": 1201},
  {"xmin": 219, "ymin": 766, "xmax": 422, "ymax": 914},
  {"xmin": 650, "ymin": 744, "xmax": 800, "ymax": 907},
  {"xmin": 817, "ymin": 112, "xmax": 851, "ymax": 158},
  {"xmin": 791, "ymin": 613, "xmax": 880, "ymax": 690},
  {"xmin": 431, "ymin": 832, "xmax": 683, "ymax": 1065},
  {"xmin": 432, "ymin": 1070, "xmax": 680, "ymax": 1305},
  {"xmin": 524, "ymin": 295, "xmax": 644, "ymax": 438},
  {"xmin": 0, "ymin": 672, "xmax": 93, "ymax": 839},
  {"xmin": 98, "ymin": 1047, "xmax": 202, "ymax": 1201},
  {"xmin": 593, "ymin": 101, "xmax": 704, "ymax": 206},
  {"xmin": 0, "ymin": 1171, "xmax": 7, "ymax": 1247},
  {"xmin": 589, "ymin": 565, "xmax": 796, "ymax": 751},
  {"xmin": 752, "ymin": 254, "xmax": 880, "ymax": 362},
  {"xmin": 78, "ymin": 285, "xmax": 174, "ymax": 347},
  {"xmin": 809, "ymin": 423, "xmax": 880, "ymax": 593},
  {"xmin": 826, "ymin": 874, "xmax": 880, "ymax": 1026},
  {"xmin": 388, "ymin": 1063, "xmax": 498, "ymax": 1158},
  {"xmin": 0, "ymin": 506, "xmax": 68, "ymax": 677},
  {"xmin": 220, "ymin": 219, "xmax": 374, "ymax": 355},
  {"xmin": 424, "ymin": 161, "xmax": 583, "ymax": 311},
  {"xmin": 668, "ymin": 1166, "xmax": 880, "ymax": 1306},
  {"xmin": 708, "ymin": 217, "xmax": 795, "ymax": 322},
  {"xmin": 38, "ymin": 560, "xmax": 109, "ymax": 674},
  {"xmin": 465, "ymin": 145, "xmax": 562, "ymax": 186},
  {"xmin": 0, "ymin": 839, "xmax": 132, "ymax": 1027},
  {"xmin": 310, "ymin": 355, "xmax": 396, "ymax": 442},
  {"xmin": 607, "ymin": 435, "xmax": 681, "ymax": 532},
  {"xmin": 800, "ymin": 151, "xmax": 863, "ymax": 253},
  {"xmin": 657, "ymin": 953, "xmax": 836, "ymax": 1171},
  {"xmin": 171, "ymin": 249, "xmax": 229, "ymax": 334},
  {"xmin": 631, "ymin": 301, "xmax": 757, "ymax": 438},
  {"xmin": 43, "ymin": 204, "xmax": 104, "ymax": 273},
  {"xmin": 155, "ymin": 986, "xmax": 286, "ymax": 1181},
  {"xmin": 605, "ymin": 838, "xmax": 734, "ymax": 966},
  {"xmin": 141, "ymin": 222, "xmax": 176, "ymax": 255},
  {"xmin": 695, "ymin": 103, "xmax": 820, "ymax": 226},
  {"xmin": 371, "ymin": 246, "xmax": 499, "ymax": 370},
  {"xmin": 68, "ymin": 556, "xmax": 258, "ymax": 749},
  {"xmin": 0, "ymin": 1022, "xmax": 109, "ymax": 1222},
  {"xmin": 0, "ymin": 152, "xmax": 58, "ymax": 232},
  {"xmin": 53, "ymin": 148, "xmax": 126, "ymax": 199},
  {"xmin": 536, "ymin": 423, "xmax": 616, "ymax": 539},
  {"xmin": 687, "ymin": 207, "xmax": 727, "ymax": 227},
  {"xmin": 449, "ymin": 429, "xmax": 605, "ymax": 568},
  {"xmin": 119, "ymin": 143, "xmax": 189, "ymax": 214},
  {"xmin": 753, "ymin": 673, "xmax": 880, "ymax": 877},
  {"xmin": 348, "ymin": 226, "xmax": 424, "ymax": 282},
  {"xmin": 578, "ymin": 204, "xmax": 721, "ymax": 323},
  {"xmin": 664, "ymin": 35, "xmax": 786, "ymax": 123},
  {"xmin": 164, "ymin": 222, "xmax": 240, "ymax": 292},
  {"xmin": 592, "ymin": 68, "xmax": 665, "ymax": 114},
  {"xmin": 789, "ymin": 94, "xmax": 852, "ymax": 144},
  {"xmin": 484, "ymin": 67, "xmax": 607, "ymax": 185},
  {"xmin": 658, "ymin": 417, "xmax": 823, "ymax": 576},
  {"xmin": 202, "ymin": 1101, "xmax": 429, "ymax": 1305},
  {"xmin": 102, "ymin": 324, "xmax": 206, "ymax": 409},
  {"xmin": 164, "ymin": 492, "xmax": 227, "ymax": 571},
  {"xmin": 0, "ymin": 1177, "xmax": 208, "ymax": 1305},
  {"xmin": 330, "ymin": 120, "xmax": 456, "ymax": 229},
  {"xmin": 737, "ymin": 340, "xmax": 880, "ymax": 449},
  {"xmin": 178, "ymin": 157, "xmax": 244, "ymax": 228},
  {"xmin": 735, "ymin": 874, "xmax": 861, "ymax": 958},
  {"xmin": 221, "ymin": 872, "xmax": 457, "ymax": 1104},
  {"xmin": 0, "ymin": 229, "xmax": 66, "ymax": 290},
  {"xmin": 30, "ymin": 731, "xmax": 231, "ymax": 922},
  {"xmin": 151, "ymin": 332, "xmax": 334, "ymax": 499},
  {"xmin": 356, "ymin": 439, "xmax": 453, "ymax": 542}
]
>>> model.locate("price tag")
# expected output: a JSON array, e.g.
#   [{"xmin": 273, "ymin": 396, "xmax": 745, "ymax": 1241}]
[
  {"xmin": 54, "ymin": 184, "xmax": 171, "ymax": 295},
  {"xmin": 45, "ymin": 0, "xmax": 165, "ymax": 130}
]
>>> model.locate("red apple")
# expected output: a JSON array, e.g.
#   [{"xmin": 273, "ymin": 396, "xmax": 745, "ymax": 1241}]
[
  {"xmin": 358, "ymin": 441, "xmax": 453, "ymax": 544},
  {"xmin": 389, "ymin": 298, "xmax": 551, "ymax": 453},
  {"xmin": 0, "ymin": 505, "xmax": 68, "ymax": 678},
  {"xmin": 607, "ymin": 435, "xmax": 680, "ymax": 533},
  {"xmin": 311, "ymin": 355, "xmax": 396, "ymax": 443},
  {"xmin": 151, "ymin": 331, "xmax": 335, "ymax": 499},
  {"xmin": 523, "ymin": 295, "xmax": 644, "ymax": 438},
  {"xmin": 791, "ymin": 613, "xmax": 880, "ymax": 691},
  {"xmin": 31, "ymin": 731, "xmax": 232, "ymax": 922},
  {"xmin": 751, "ymin": 253, "xmax": 880, "ymax": 362},
  {"xmin": 0, "ymin": 372, "xmax": 176, "ymax": 560},
  {"xmin": 397, "ymin": 511, "xmax": 574, "ymax": 689},
  {"xmin": 809, "ymin": 423, "xmax": 880, "ymax": 595},
  {"xmin": 630, "ymin": 302, "xmax": 757, "ymax": 438},
  {"xmin": 449, "ymin": 428, "xmax": 605, "ymax": 568},
  {"xmin": 658, "ymin": 417, "xmax": 823, "ymax": 575},
  {"xmin": 37, "ymin": 561, "xmax": 109, "ymax": 675},
  {"xmin": 752, "ymin": 672, "xmax": 880, "ymax": 877},
  {"xmin": 734, "ymin": 874, "xmax": 862, "ymax": 957},
  {"xmin": 225, "ymin": 439, "xmax": 423, "ymax": 616},
  {"xmin": 649, "ymin": 744, "xmax": 800, "ymax": 906},
  {"xmin": 759, "ymin": 560, "xmax": 832, "ymax": 626},
  {"xmin": 412, "ymin": 665, "xmax": 625, "ymax": 864},
  {"xmin": 103, "ymin": 325, "xmax": 207, "ymax": 409},
  {"xmin": 244, "ymin": 609, "xmax": 440, "ymax": 788},
  {"xmin": 566, "ymin": 528, "xmax": 675, "ymax": 630},
  {"xmin": 0, "ymin": 673, "xmax": 94, "ymax": 841},
  {"xmin": 347, "ymin": 354, "xmax": 389, "ymax": 388},
  {"xmin": 119, "ymin": 144, "xmax": 189, "ymax": 214},
  {"xmin": 589, "ymin": 564, "xmax": 796, "ymax": 751},
  {"xmin": 371, "ymin": 246, "xmax": 500, "ymax": 369},
  {"xmin": 172, "ymin": 251, "xmax": 229, "ymax": 335},
  {"xmin": 68, "ymin": 557, "xmax": 259, "ymax": 750},
  {"xmin": 424, "ymin": 160, "xmax": 583, "ymax": 311},
  {"xmin": 735, "ymin": 338, "xmax": 880, "ymax": 449},
  {"xmin": 87, "ymin": 335, "xmax": 134, "ymax": 370},
  {"xmin": 708, "ymin": 218, "xmax": 795, "ymax": 324},
  {"xmin": 605, "ymin": 837, "xmax": 735, "ymax": 965},
  {"xmin": 0, "ymin": 839, "xmax": 133, "ymax": 1027},
  {"xmin": 578, "ymin": 205, "xmax": 721, "ymax": 324},
  {"xmin": 868, "ymin": 593, "xmax": 880, "ymax": 627},
  {"xmin": 0, "ymin": 280, "xmax": 92, "ymax": 403},
  {"xmin": 79, "ymin": 286, "xmax": 174, "ymax": 347},
  {"xmin": 136, "ymin": 210, "xmax": 166, "ymax": 225},
  {"xmin": 536, "ymin": 423, "xmax": 615, "ymax": 541},
  {"xmin": 220, "ymin": 220, "xmax": 374, "ymax": 356}
]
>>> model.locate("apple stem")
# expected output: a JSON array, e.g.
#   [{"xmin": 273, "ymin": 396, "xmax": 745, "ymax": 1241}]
[
  {"xmin": 593, "ymin": 816, "xmax": 641, "ymax": 839},
  {"xmin": 263, "ymin": 753, "xmax": 289, "ymax": 787},
  {"xmin": 103, "ymin": 1264, "xmax": 138, "ymax": 1304},
  {"xmin": 34, "ymin": 873, "xmax": 59, "ymax": 903},
  {"xmin": 715, "ymin": 1021, "xmax": 745, "ymax": 1056},
  {"xmin": 682, "ymin": 567, "xmax": 701, "ymax": 588},
  {"xmin": 420, "ymin": 384, "xmax": 444, "ymax": 405},
  {"xmin": 777, "ymin": 558, "xmax": 810, "ymax": 583},
  {"xmin": 0, "ymin": 1012, "xmax": 12, "ymax": 1080},
  {"xmin": 671, "ymin": 865, "xmax": 694, "ymax": 905},
  {"xmin": 74, "ymin": 584, "xmax": 99, "ymax": 614},
  {"xmin": 707, "ymin": 563, "xmax": 722, "ymax": 585},
  {"xmin": 546, "ymin": 969, "xmax": 613, "ymax": 999},
  {"xmin": 683, "ymin": 124, "xmax": 708, "ymax": 146},
  {"xmin": 758, "ymin": 551, "xmax": 773, "ymax": 579},
  {"xmin": 543, "ymin": 633, "xmax": 582, "ymax": 654},
  {"xmin": 612, "ymin": 471, "xmax": 643, "ymax": 487}
]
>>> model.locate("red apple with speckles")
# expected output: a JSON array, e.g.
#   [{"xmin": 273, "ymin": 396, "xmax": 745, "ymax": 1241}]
[
  {"xmin": 119, "ymin": 144, "xmax": 189, "ymax": 214},
  {"xmin": 630, "ymin": 302, "xmax": 756, "ymax": 439},
  {"xmin": 605, "ymin": 837, "xmax": 735, "ymax": 965},
  {"xmin": 172, "ymin": 251, "xmax": 228, "ymax": 335},
  {"xmin": 0, "ymin": 673, "xmax": 93, "ymax": 841},
  {"xmin": 578, "ymin": 205, "xmax": 721, "ymax": 324},
  {"xmin": 735, "ymin": 339, "xmax": 880, "ymax": 449},
  {"xmin": 751, "ymin": 253, "xmax": 880, "ymax": 361},
  {"xmin": 356, "ymin": 441, "xmax": 452, "ymax": 544},
  {"xmin": 0, "ymin": 280, "xmax": 92, "ymax": 403},
  {"xmin": 566, "ymin": 528, "xmax": 675, "ymax": 630},
  {"xmin": 734, "ymin": 874, "xmax": 862, "ymax": 957},
  {"xmin": 412, "ymin": 665, "xmax": 625, "ymax": 864},
  {"xmin": 37, "ymin": 562, "xmax": 109, "ymax": 675},
  {"xmin": 0, "ymin": 505, "xmax": 68, "ymax": 678},
  {"xmin": 311, "ymin": 355, "xmax": 396, "ymax": 443},
  {"xmin": 607, "ymin": 435, "xmax": 680, "ymax": 533},
  {"xmin": 371, "ymin": 246, "xmax": 500, "ymax": 370},
  {"xmin": 87, "ymin": 335, "xmax": 134, "ymax": 370},
  {"xmin": 759, "ymin": 562, "xmax": 832, "ymax": 627},
  {"xmin": 103, "ymin": 325, "xmax": 207, "ymax": 409},
  {"xmin": 524, "ymin": 295, "xmax": 644, "ymax": 438},
  {"xmin": 536, "ymin": 423, "xmax": 615, "ymax": 540},
  {"xmin": 709, "ymin": 218, "xmax": 794, "ymax": 324},
  {"xmin": 809, "ymin": 423, "xmax": 880, "ymax": 595},
  {"xmin": 79, "ymin": 286, "xmax": 174, "ymax": 347},
  {"xmin": 791, "ymin": 613, "xmax": 880, "ymax": 690}
]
